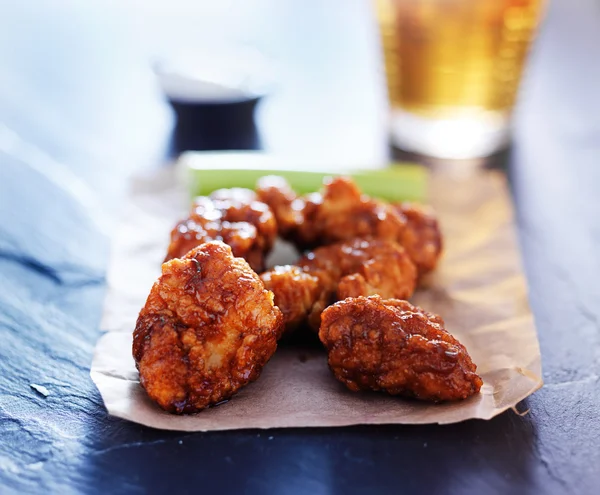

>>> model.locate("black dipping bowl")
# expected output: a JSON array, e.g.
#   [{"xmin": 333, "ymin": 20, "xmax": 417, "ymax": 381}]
[{"xmin": 169, "ymin": 96, "xmax": 263, "ymax": 153}]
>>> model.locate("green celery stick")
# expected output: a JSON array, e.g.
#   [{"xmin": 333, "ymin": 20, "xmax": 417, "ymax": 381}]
[{"xmin": 184, "ymin": 162, "xmax": 427, "ymax": 203}]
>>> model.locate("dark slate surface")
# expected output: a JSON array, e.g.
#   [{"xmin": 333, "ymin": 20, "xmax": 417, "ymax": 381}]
[{"xmin": 1, "ymin": 1, "xmax": 599, "ymax": 494}]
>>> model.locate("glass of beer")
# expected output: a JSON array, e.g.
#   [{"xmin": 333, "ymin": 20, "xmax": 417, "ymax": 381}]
[{"xmin": 376, "ymin": 0, "xmax": 545, "ymax": 158}]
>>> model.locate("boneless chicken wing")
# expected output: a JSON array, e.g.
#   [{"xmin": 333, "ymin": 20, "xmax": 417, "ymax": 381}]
[
  {"xmin": 165, "ymin": 189, "xmax": 277, "ymax": 272},
  {"xmin": 261, "ymin": 238, "xmax": 417, "ymax": 332},
  {"xmin": 394, "ymin": 202, "xmax": 443, "ymax": 274},
  {"xmin": 256, "ymin": 176, "xmax": 442, "ymax": 274},
  {"xmin": 319, "ymin": 296, "xmax": 482, "ymax": 401},
  {"xmin": 133, "ymin": 241, "xmax": 284, "ymax": 413},
  {"xmin": 255, "ymin": 176, "xmax": 303, "ymax": 239},
  {"xmin": 259, "ymin": 265, "xmax": 321, "ymax": 331},
  {"xmin": 382, "ymin": 298, "xmax": 445, "ymax": 326},
  {"xmin": 299, "ymin": 238, "xmax": 417, "ymax": 301},
  {"xmin": 257, "ymin": 176, "xmax": 407, "ymax": 252}
]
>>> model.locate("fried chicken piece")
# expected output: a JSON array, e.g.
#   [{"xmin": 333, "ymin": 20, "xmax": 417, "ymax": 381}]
[
  {"xmin": 257, "ymin": 176, "xmax": 407, "ymax": 252},
  {"xmin": 299, "ymin": 237, "xmax": 417, "ymax": 300},
  {"xmin": 133, "ymin": 241, "xmax": 284, "ymax": 413},
  {"xmin": 304, "ymin": 177, "xmax": 408, "ymax": 250},
  {"xmin": 262, "ymin": 238, "xmax": 417, "ymax": 332},
  {"xmin": 319, "ymin": 296, "xmax": 482, "ymax": 401},
  {"xmin": 256, "ymin": 176, "xmax": 443, "ymax": 275},
  {"xmin": 256, "ymin": 176, "xmax": 303, "ymax": 239},
  {"xmin": 259, "ymin": 265, "xmax": 321, "ymax": 331},
  {"xmin": 165, "ymin": 189, "xmax": 277, "ymax": 272},
  {"xmin": 301, "ymin": 238, "xmax": 417, "ymax": 329},
  {"xmin": 382, "ymin": 298, "xmax": 445, "ymax": 326},
  {"xmin": 393, "ymin": 202, "xmax": 443, "ymax": 274}
]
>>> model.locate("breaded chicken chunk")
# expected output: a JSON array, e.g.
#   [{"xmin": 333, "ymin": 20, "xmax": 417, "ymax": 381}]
[
  {"xmin": 319, "ymin": 296, "xmax": 482, "ymax": 401},
  {"xmin": 299, "ymin": 238, "xmax": 417, "ymax": 302},
  {"xmin": 133, "ymin": 241, "xmax": 284, "ymax": 413},
  {"xmin": 256, "ymin": 176, "xmax": 303, "ymax": 239},
  {"xmin": 393, "ymin": 202, "xmax": 443, "ymax": 275},
  {"xmin": 256, "ymin": 176, "xmax": 442, "ymax": 275},
  {"xmin": 382, "ymin": 298, "xmax": 445, "ymax": 326},
  {"xmin": 259, "ymin": 265, "xmax": 321, "ymax": 331},
  {"xmin": 257, "ymin": 176, "xmax": 407, "ymax": 252},
  {"xmin": 261, "ymin": 238, "xmax": 417, "ymax": 332},
  {"xmin": 165, "ymin": 189, "xmax": 277, "ymax": 272}
]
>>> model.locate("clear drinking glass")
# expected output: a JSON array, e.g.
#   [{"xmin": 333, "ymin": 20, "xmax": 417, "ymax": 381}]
[{"xmin": 375, "ymin": 0, "xmax": 544, "ymax": 158}]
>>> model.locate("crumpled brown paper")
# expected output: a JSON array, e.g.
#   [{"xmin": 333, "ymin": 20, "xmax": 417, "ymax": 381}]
[{"xmin": 91, "ymin": 165, "xmax": 542, "ymax": 431}]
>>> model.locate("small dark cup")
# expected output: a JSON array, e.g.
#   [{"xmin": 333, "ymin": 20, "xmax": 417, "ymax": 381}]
[{"xmin": 169, "ymin": 96, "xmax": 262, "ymax": 153}]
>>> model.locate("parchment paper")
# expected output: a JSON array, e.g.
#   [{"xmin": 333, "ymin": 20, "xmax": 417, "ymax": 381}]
[{"xmin": 91, "ymin": 166, "xmax": 543, "ymax": 430}]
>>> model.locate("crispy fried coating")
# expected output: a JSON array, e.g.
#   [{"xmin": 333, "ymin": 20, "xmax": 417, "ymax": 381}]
[
  {"xmin": 262, "ymin": 238, "xmax": 417, "ymax": 332},
  {"xmin": 300, "ymin": 238, "xmax": 417, "ymax": 301},
  {"xmin": 394, "ymin": 202, "xmax": 443, "ymax": 274},
  {"xmin": 165, "ymin": 190, "xmax": 277, "ymax": 272},
  {"xmin": 259, "ymin": 265, "xmax": 325, "ymax": 333},
  {"xmin": 257, "ymin": 176, "xmax": 407, "ymax": 252},
  {"xmin": 256, "ymin": 176, "xmax": 443, "ymax": 276},
  {"xmin": 133, "ymin": 241, "xmax": 284, "ymax": 413},
  {"xmin": 319, "ymin": 296, "xmax": 482, "ymax": 401},
  {"xmin": 382, "ymin": 298, "xmax": 445, "ymax": 326},
  {"xmin": 304, "ymin": 177, "xmax": 408, "ymax": 250},
  {"xmin": 256, "ymin": 176, "xmax": 303, "ymax": 239},
  {"xmin": 259, "ymin": 265, "xmax": 321, "ymax": 331}
]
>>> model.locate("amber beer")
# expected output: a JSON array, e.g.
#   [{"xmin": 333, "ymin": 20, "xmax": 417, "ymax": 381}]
[{"xmin": 376, "ymin": 0, "xmax": 544, "ymax": 158}]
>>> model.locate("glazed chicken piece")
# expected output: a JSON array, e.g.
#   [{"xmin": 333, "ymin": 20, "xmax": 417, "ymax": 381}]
[
  {"xmin": 319, "ymin": 296, "xmax": 482, "ymax": 401},
  {"xmin": 258, "ymin": 265, "xmax": 321, "ymax": 331},
  {"xmin": 393, "ymin": 202, "xmax": 443, "ymax": 274},
  {"xmin": 260, "ymin": 238, "xmax": 417, "ymax": 332},
  {"xmin": 382, "ymin": 298, "xmax": 445, "ymax": 326},
  {"xmin": 256, "ymin": 176, "xmax": 442, "ymax": 274},
  {"xmin": 255, "ymin": 176, "xmax": 303, "ymax": 239},
  {"xmin": 165, "ymin": 189, "xmax": 277, "ymax": 273},
  {"xmin": 299, "ymin": 238, "xmax": 417, "ymax": 301},
  {"xmin": 260, "ymin": 265, "xmax": 321, "ymax": 333},
  {"xmin": 257, "ymin": 176, "xmax": 407, "ymax": 252},
  {"xmin": 133, "ymin": 241, "xmax": 284, "ymax": 413}
]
